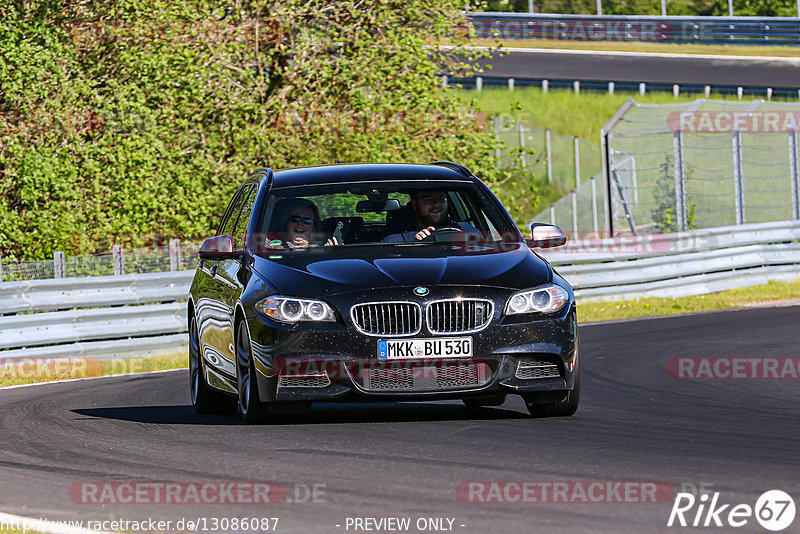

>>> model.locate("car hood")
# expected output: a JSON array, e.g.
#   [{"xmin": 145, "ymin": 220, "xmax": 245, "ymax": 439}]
[{"xmin": 251, "ymin": 244, "xmax": 552, "ymax": 296}]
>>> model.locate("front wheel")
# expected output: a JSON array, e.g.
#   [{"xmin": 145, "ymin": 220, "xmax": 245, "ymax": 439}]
[
  {"xmin": 189, "ymin": 316, "xmax": 236, "ymax": 414},
  {"xmin": 236, "ymin": 320, "xmax": 270, "ymax": 424}
]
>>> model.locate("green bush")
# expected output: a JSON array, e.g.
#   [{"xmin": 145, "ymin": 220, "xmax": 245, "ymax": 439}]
[{"xmin": 1, "ymin": 0, "xmax": 516, "ymax": 260}]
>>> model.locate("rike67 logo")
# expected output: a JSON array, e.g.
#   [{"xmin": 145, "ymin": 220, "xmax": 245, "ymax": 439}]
[{"xmin": 668, "ymin": 489, "xmax": 795, "ymax": 531}]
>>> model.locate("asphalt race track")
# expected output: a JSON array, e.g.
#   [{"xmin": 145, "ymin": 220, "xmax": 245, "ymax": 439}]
[
  {"xmin": 0, "ymin": 306, "xmax": 798, "ymax": 533},
  {"xmin": 474, "ymin": 48, "xmax": 800, "ymax": 88}
]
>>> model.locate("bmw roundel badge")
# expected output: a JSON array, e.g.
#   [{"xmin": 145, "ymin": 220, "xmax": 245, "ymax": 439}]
[{"xmin": 413, "ymin": 286, "xmax": 429, "ymax": 296}]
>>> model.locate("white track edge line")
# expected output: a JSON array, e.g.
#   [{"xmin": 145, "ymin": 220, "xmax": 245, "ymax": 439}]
[
  {"xmin": 458, "ymin": 45, "xmax": 800, "ymax": 63},
  {"xmin": 0, "ymin": 368, "xmax": 185, "ymax": 391}
]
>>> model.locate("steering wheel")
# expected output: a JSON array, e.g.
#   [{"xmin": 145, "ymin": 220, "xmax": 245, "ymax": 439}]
[{"xmin": 418, "ymin": 225, "xmax": 464, "ymax": 243}]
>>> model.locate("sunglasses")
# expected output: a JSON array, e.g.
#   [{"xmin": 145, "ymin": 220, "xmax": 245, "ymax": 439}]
[{"xmin": 289, "ymin": 215, "xmax": 315, "ymax": 225}]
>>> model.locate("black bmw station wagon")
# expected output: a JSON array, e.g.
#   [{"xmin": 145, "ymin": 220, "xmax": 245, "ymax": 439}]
[{"xmin": 188, "ymin": 162, "xmax": 579, "ymax": 423}]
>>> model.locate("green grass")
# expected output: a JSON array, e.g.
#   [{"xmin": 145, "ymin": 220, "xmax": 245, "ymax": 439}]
[
  {"xmin": 0, "ymin": 351, "xmax": 187, "ymax": 388},
  {"xmin": 579, "ymin": 279, "xmax": 800, "ymax": 322},
  {"xmin": 456, "ymin": 86, "xmax": 758, "ymax": 142},
  {"xmin": 472, "ymin": 38, "xmax": 800, "ymax": 58}
]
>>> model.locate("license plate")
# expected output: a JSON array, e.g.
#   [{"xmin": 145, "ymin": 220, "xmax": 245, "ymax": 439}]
[{"xmin": 377, "ymin": 337, "xmax": 473, "ymax": 359}]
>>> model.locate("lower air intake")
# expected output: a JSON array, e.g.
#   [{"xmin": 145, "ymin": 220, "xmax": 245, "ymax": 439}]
[{"xmin": 515, "ymin": 360, "xmax": 560, "ymax": 380}]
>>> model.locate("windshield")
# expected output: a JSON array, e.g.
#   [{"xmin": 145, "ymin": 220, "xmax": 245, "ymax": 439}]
[{"xmin": 252, "ymin": 181, "xmax": 520, "ymax": 253}]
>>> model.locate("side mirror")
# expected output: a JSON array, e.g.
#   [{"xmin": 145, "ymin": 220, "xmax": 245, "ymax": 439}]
[
  {"xmin": 198, "ymin": 235, "xmax": 239, "ymax": 259},
  {"xmin": 529, "ymin": 223, "xmax": 567, "ymax": 249}
]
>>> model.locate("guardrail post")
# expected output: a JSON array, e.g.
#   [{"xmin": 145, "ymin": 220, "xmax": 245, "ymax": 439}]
[
  {"xmin": 493, "ymin": 116, "xmax": 501, "ymax": 169},
  {"xmin": 113, "ymin": 244, "xmax": 124, "ymax": 276},
  {"xmin": 574, "ymin": 137, "xmax": 581, "ymax": 190},
  {"xmin": 673, "ymin": 131, "xmax": 687, "ymax": 232},
  {"xmin": 590, "ymin": 176, "xmax": 599, "ymax": 234},
  {"xmin": 571, "ymin": 190, "xmax": 578, "ymax": 238},
  {"xmin": 53, "ymin": 251, "xmax": 65, "ymax": 279},
  {"xmin": 790, "ymin": 130, "xmax": 800, "ymax": 220},
  {"xmin": 732, "ymin": 131, "xmax": 745, "ymax": 225},
  {"xmin": 545, "ymin": 129, "xmax": 553, "ymax": 184},
  {"xmin": 169, "ymin": 239, "xmax": 182, "ymax": 272},
  {"xmin": 518, "ymin": 122, "xmax": 526, "ymax": 169}
]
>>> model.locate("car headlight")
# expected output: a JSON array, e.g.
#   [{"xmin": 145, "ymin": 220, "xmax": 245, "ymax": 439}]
[
  {"xmin": 256, "ymin": 296, "xmax": 336, "ymax": 323},
  {"xmin": 505, "ymin": 284, "xmax": 569, "ymax": 315}
]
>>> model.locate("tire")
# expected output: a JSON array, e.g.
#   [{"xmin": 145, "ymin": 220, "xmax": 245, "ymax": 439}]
[
  {"xmin": 462, "ymin": 394, "xmax": 507, "ymax": 407},
  {"xmin": 524, "ymin": 354, "xmax": 581, "ymax": 418},
  {"xmin": 236, "ymin": 320, "xmax": 270, "ymax": 424},
  {"xmin": 189, "ymin": 316, "xmax": 236, "ymax": 414}
]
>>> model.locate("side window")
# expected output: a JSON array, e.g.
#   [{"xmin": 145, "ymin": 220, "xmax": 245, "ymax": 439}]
[
  {"xmin": 220, "ymin": 185, "xmax": 252, "ymax": 236},
  {"xmin": 232, "ymin": 186, "xmax": 257, "ymax": 248},
  {"xmin": 217, "ymin": 187, "xmax": 245, "ymax": 236}
]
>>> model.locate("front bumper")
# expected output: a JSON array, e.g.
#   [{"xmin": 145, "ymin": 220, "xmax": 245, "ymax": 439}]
[{"xmin": 243, "ymin": 287, "xmax": 577, "ymax": 403}]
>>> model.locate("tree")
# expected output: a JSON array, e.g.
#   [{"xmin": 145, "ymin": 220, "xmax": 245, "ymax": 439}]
[{"xmin": 1, "ymin": 0, "xmax": 506, "ymax": 259}]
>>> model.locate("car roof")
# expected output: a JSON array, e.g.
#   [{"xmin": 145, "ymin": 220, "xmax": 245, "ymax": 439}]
[{"xmin": 267, "ymin": 163, "xmax": 476, "ymax": 189}]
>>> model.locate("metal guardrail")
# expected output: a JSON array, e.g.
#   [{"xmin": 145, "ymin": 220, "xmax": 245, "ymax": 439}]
[
  {"xmin": 0, "ymin": 270, "xmax": 194, "ymax": 314},
  {"xmin": 468, "ymin": 13, "xmax": 800, "ymax": 46},
  {"xmin": 0, "ymin": 220, "xmax": 798, "ymax": 361}
]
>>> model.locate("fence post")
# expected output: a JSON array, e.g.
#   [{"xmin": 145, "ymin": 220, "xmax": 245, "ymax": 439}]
[
  {"xmin": 732, "ymin": 131, "xmax": 745, "ymax": 225},
  {"xmin": 790, "ymin": 130, "xmax": 800, "ymax": 220},
  {"xmin": 0, "ymin": 253, "xmax": 3, "ymax": 282},
  {"xmin": 53, "ymin": 251, "xmax": 65, "ymax": 279},
  {"xmin": 113, "ymin": 244, "xmax": 124, "ymax": 276},
  {"xmin": 493, "ymin": 116, "xmax": 501, "ymax": 169},
  {"xmin": 518, "ymin": 122, "xmax": 526, "ymax": 169},
  {"xmin": 574, "ymin": 137, "xmax": 581, "ymax": 190},
  {"xmin": 673, "ymin": 131, "xmax": 687, "ymax": 231},
  {"xmin": 545, "ymin": 129, "xmax": 553, "ymax": 184},
  {"xmin": 529, "ymin": 0, "xmax": 534, "ymax": 12},
  {"xmin": 169, "ymin": 239, "xmax": 182, "ymax": 271},
  {"xmin": 591, "ymin": 176, "xmax": 599, "ymax": 234},
  {"xmin": 571, "ymin": 190, "xmax": 578, "ymax": 239},
  {"xmin": 596, "ymin": 0, "xmax": 602, "ymax": 16},
  {"xmin": 661, "ymin": 0, "xmax": 667, "ymax": 16}
]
